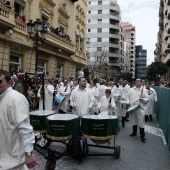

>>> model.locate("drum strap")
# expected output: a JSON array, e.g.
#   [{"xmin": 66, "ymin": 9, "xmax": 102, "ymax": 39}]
[{"xmin": 64, "ymin": 86, "xmax": 69, "ymax": 92}]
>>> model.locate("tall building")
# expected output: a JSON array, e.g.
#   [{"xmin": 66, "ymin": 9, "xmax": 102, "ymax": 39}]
[
  {"xmin": 87, "ymin": 0, "xmax": 123, "ymax": 80},
  {"xmin": 155, "ymin": 0, "xmax": 170, "ymax": 78},
  {"xmin": 122, "ymin": 22, "xmax": 136, "ymax": 78},
  {"xmin": 0, "ymin": 0, "xmax": 87, "ymax": 78},
  {"xmin": 135, "ymin": 45, "xmax": 147, "ymax": 79}
]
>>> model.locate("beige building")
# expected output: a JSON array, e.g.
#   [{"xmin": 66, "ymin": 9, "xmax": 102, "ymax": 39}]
[
  {"xmin": 155, "ymin": 0, "xmax": 170, "ymax": 77},
  {"xmin": 122, "ymin": 22, "xmax": 136, "ymax": 78},
  {"xmin": 0, "ymin": 0, "xmax": 87, "ymax": 78}
]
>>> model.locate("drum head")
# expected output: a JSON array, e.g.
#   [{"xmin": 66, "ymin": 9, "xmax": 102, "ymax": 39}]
[
  {"xmin": 47, "ymin": 114, "xmax": 78, "ymax": 120},
  {"xmin": 127, "ymin": 105, "xmax": 139, "ymax": 112},
  {"xmin": 29, "ymin": 110, "xmax": 54, "ymax": 116},
  {"xmin": 83, "ymin": 114, "xmax": 118, "ymax": 120}
]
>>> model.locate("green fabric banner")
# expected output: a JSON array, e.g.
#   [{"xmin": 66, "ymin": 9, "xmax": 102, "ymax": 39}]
[
  {"xmin": 81, "ymin": 117, "xmax": 120, "ymax": 141},
  {"xmin": 154, "ymin": 86, "xmax": 170, "ymax": 150},
  {"xmin": 46, "ymin": 117, "xmax": 80, "ymax": 141}
]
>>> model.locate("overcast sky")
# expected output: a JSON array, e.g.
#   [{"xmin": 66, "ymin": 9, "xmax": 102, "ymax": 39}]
[{"xmin": 117, "ymin": 0, "xmax": 159, "ymax": 65}]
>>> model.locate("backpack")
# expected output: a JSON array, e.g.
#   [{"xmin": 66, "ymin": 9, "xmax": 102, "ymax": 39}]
[{"xmin": 67, "ymin": 133, "xmax": 87, "ymax": 163}]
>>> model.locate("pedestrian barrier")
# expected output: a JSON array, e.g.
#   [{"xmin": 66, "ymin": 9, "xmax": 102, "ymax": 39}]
[{"xmin": 154, "ymin": 86, "xmax": 170, "ymax": 150}]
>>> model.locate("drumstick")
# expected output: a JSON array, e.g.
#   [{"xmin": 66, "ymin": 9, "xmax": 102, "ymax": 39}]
[{"xmin": 131, "ymin": 99, "xmax": 140, "ymax": 106}]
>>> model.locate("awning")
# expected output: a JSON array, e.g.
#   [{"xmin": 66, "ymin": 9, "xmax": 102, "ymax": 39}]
[
  {"xmin": 15, "ymin": 0, "xmax": 26, "ymax": 7},
  {"xmin": 42, "ymin": 11, "xmax": 49, "ymax": 19}
]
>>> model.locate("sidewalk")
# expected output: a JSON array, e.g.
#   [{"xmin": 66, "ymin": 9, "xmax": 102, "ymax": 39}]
[{"xmin": 34, "ymin": 114, "xmax": 170, "ymax": 170}]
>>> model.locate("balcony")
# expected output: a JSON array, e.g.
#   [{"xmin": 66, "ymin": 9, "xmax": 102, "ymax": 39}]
[
  {"xmin": 159, "ymin": 7, "xmax": 164, "ymax": 19},
  {"xmin": 109, "ymin": 44, "xmax": 119, "ymax": 48},
  {"xmin": 164, "ymin": 31, "xmax": 170, "ymax": 40},
  {"xmin": 0, "ymin": 5, "xmax": 15, "ymax": 28},
  {"xmin": 72, "ymin": 0, "xmax": 79, "ymax": 2},
  {"xmin": 46, "ymin": 32, "xmax": 75, "ymax": 53},
  {"xmin": 14, "ymin": 18, "xmax": 27, "ymax": 34},
  {"xmin": 109, "ymin": 53, "xmax": 119, "ymax": 58},
  {"xmin": 109, "ymin": 24, "xmax": 119, "ymax": 30},
  {"xmin": 109, "ymin": 33, "xmax": 119, "ymax": 39},
  {"xmin": 108, "ymin": 62, "xmax": 120, "ymax": 68}
]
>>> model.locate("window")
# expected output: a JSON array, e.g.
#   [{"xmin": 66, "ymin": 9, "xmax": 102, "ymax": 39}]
[
  {"xmin": 9, "ymin": 53, "xmax": 22, "ymax": 74},
  {"xmin": 98, "ymin": 10, "xmax": 102, "ymax": 14},
  {"xmin": 88, "ymin": 29, "xmax": 91, "ymax": 32},
  {"xmin": 56, "ymin": 64, "xmax": 63, "ymax": 77},
  {"xmin": 97, "ymin": 19, "xmax": 102, "ymax": 23},
  {"xmin": 97, "ymin": 28, "xmax": 102, "ymax": 33},
  {"xmin": 97, "ymin": 37, "xmax": 102, "ymax": 42},
  {"xmin": 88, "ymin": 11, "xmax": 91, "ymax": 14},
  {"xmin": 98, "ymin": 1, "xmax": 102, "ymax": 5},
  {"xmin": 97, "ymin": 47, "xmax": 102, "ymax": 51},
  {"xmin": 37, "ymin": 60, "xmax": 46, "ymax": 73},
  {"xmin": 88, "ymin": 19, "xmax": 91, "ymax": 23},
  {"xmin": 88, "ymin": 1, "xmax": 91, "ymax": 5},
  {"xmin": 14, "ymin": 0, "xmax": 26, "ymax": 20}
]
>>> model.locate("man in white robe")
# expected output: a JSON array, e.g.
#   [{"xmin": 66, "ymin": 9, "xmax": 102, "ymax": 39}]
[
  {"xmin": 0, "ymin": 70, "xmax": 37, "ymax": 170},
  {"xmin": 127, "ymin": 78, "xmax": 149, "ymax": 143},
  {"xmin": 145, "ymin": 81, "xmax": 158, "ymax": 121},
  {"xmin": 88, "ymin": 80, "xmax": 99, "ymax": 114},
  {"xmin": 56, "ymin": 79, "xmax": 71, "ymax": 113},
  {"xmin": 112, "ymin": 77, "xmax": 129, "ymax": 127},
  {"xmin": 98, "ymin": 82, "xmax": 109, "ymax": 100},
  {"xmin": 70, "ymin": 77, "xmax": 95, "ymax": 117},
  {"xmin": 98, "ymin": 89, "xmax": 116, "ymax": 115},
  {"xmin": 37, "ymin": 78, "xmax": 54, "ymax": 110}
]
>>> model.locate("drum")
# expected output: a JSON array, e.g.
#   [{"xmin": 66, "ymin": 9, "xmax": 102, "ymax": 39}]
[
  {"xmin": 118, "ymin": 100, "xmax": 128, "ymax": 109},
  {"xmin": 54, "ymin": 94, "xmax": 65, "ymax": 107},
  {"xmin": 29, "ymin": 110, "xmax": 54, "ymax": 133},
  {"xmin": 81, "ymin": 115, "xmax": 120, "ymax": 144},
  {"xmin": 127, "ymin": 104, "xmax": 141, "ymax": 114},
  {"xmin": 46, "ymin": 114, "xmax": 80, "ymax": 141}
]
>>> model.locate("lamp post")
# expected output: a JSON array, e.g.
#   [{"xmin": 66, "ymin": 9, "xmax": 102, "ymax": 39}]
[
  {"xmin": 27, "ymin": 19, "xmax": 47, "ymax": 73},
  {"xmin": 26, "ymin": 19, "xmax": 47, "ymax": 110}
]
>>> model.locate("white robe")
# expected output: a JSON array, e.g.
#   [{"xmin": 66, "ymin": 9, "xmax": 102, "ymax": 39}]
[
  {"xmin": 70, "ymin": 88, "xmax": 95, "ymax": 117},
  {"xmin": 98, "ymin": 96, "xmax": 116, "ymax": 115},
  {"xmin": 128, "ymin": 86, "xmax": 149, "ymax": 128},
  {"xmin": 98, "ymin": 85, "xmax": 109, "ymax": 100},
  {"xmin": 145, "ymin": 87, "xmax": 158, "ymax": 116},
  {"xmin": 38, "ymin": 84, "xmax": 54, "ymax": 110},
  {"xmin": 112, "ymin": 84, "xmax": 129, "ymax": 117},
  {"xmin": 56, "ymin": 85, "xmax": 71, "ymax": 112},
  {"xmin": 0, "ymin": 88, "xmax": 29, "ymax": 170},
  {"xmin": 88, "ymin": 86, "xmax": 99, "ymax": 113}
]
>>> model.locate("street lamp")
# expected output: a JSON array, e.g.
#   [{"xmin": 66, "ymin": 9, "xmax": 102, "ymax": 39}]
[{"xmin": 27, "ymin": 19, "xmax": 47, "ymax": 73}]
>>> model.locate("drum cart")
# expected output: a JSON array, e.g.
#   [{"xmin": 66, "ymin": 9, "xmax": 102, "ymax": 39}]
[{"xmin": 85, "ymin": 138, "xmax": 121, "ymax": 159}]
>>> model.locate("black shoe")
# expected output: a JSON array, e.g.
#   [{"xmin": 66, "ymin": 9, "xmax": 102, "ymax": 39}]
[
  {"xmin": 124, "ymin": 118, "xmax": 129, "ymax": 122},
  {"xmin": 122, "ymin": 124, "xmax": 125, "ymax": 128},
  {"xmin": 145, "ymin": 115, "xmax": 149, "ymax": 122},
  {"xmin": 129, "ymin": 133, "xmax": 136, "ymax": 137},
  {"xmin": 141, "ymin": 137, "xmax": 146, "ymax": 143},
  {"xmin": 149, "ymin": 115, "xmax": 153, "ymax": 121}
]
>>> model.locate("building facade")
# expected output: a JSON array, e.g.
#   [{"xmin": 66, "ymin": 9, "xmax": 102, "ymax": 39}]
[
  {"xmin": 122, "ymin": 22, "xmax": 136, "ymax": 78},
  {"xmin": 155, "ymin": 0, "xmax": 170, "ymax": 78},
  {"xmin": 86, "ymin": 0, "xmax": 123, "ymax": 80},
  {"xmin": 135, "ymin": 45, "xmax": 147, "ymax": 79},
  {"xmin": 0, "ymin": 0, "xmax": 87, "ymax": 78}
]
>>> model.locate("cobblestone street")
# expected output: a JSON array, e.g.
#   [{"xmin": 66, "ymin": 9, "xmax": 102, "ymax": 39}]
[{"xmin": 34, "ymin": 114, "xmax": 170, "ymax": 170}]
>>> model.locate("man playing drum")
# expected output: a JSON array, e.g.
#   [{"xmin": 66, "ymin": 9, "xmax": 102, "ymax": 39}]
[
  {"xmin": 56, "ymin": 79, "xmax": 71, "ymax": 113},
  {"xmin": 37, "ymin": 78, "xmax": 54, "ymax": 110},
  {"xmin": 70, "ymin": 77, "xmax": 94, "ymax": 117},
  {"xmin": 112, "ymin": 77, "xmax": 129, "ymax": 127},
  {"xmin": 98, "ymin": 89, "xmax": 116, "ymax": 115},
  {"xmin": 127, "ymin": 78, "xmax": 149, "ymax": 143}
]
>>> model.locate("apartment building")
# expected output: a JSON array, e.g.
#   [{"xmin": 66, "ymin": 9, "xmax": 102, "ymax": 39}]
[
  {"xmin": 155, "ymin": 0, "xmax": 170, "ymax": 77},
  {"xmin": 135, "ymin": 45, "xmax": 147, "ymax": 79},
  {"xmin": 0, "ymin": 0, "xmax": 87, "ymax": 78},
  {"xmin": 122, "ymin": 22, "xmax": 136, "ymax": 78},
  {"xmin": 87, "ymin": 0, "xmax": 122, "ymax": 80}
]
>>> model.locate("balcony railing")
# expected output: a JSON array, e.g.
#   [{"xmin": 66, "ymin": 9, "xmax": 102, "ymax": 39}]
[
  {"xmin": 14, "ymin": 18, "xmax": 26, "ymax": 32},
  {"xmin": 0, "ymin": 4, "xmax": 15, "ymax": 27},
  {"xmin": 46, "ymin": 32, "xmax": 74, "ymax": 52}
]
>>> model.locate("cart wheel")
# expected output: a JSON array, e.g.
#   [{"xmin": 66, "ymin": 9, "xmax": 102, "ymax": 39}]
[
  {"xmin": 45, "ymin": 156, "xmax": 56, "ymax": 170},
  {"xmin": 115, "ymin": 146, "xmax": 121, "ymax": 159}
]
